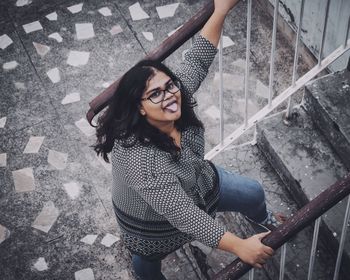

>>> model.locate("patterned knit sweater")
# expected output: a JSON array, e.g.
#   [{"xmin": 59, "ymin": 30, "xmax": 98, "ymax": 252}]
[{"xmin": 111, "ymin": 35, "xmax": 226, "ymax": 260}]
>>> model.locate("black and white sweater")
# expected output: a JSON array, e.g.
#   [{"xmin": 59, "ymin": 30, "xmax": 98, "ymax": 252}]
[{"xmin": 111, "ymin": 35, "xmax": 226, "ymax": 260}]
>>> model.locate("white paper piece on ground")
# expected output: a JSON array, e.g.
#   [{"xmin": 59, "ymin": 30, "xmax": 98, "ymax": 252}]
[
  {"xmin": 33, "ymin": 257, "xmax": 48, "ymax": 271},
  {"xmin": 48, "ymin": 150, "xmax": 68, "ymax": 170},
  {"xmin": 63, "ymin": 181, "xmax": 81, "ymax": 199},
  {"xmin": 0, "ymin": 224, "xmax": 10, "ymax": 245},
  {"xmin": 14, "ymin": 82, "xmax": 26, "ymax": 90},
  {"xmin": 156, "ymin": 3, "xmax": 179, "ymax": 19},
  {"xmin": 204, "ymin": 105, "xmax": 221, "ymax": 120},
  {"xmin": 75, "ymin": 118, "xmax": 95, "ymax": 137},
  {"xmin": 67, "ymin": 51, "xmax": 90, "ymax": 67},
  {"xmin": 23, "ymin": 21, "xmax": 43, "ymax": 34},
  {"xmin": 223, "ymin": 36, "xmax": 235, "ymax": 48},
  {"xmin": 23, "ymin": 136, "xmax": 45, "ymax": 154},
  {"xmin": 61, "ymin": 92, "xmax": 80, "ymax": 105},
  {"xmin": 75, "ymin": 23, "xmax": 95, "ymax": 40},
  {"xmin": 48, "ymin": 32, "xmax": 63, "ymax": 43},
  {"xmin": 12, "ymin": 167, "xmax": 35, "ymax": 192},
  {"xmin": 0, "ymin": 34, "xmax": 13, "ymax": 50},
  {"xmin": 102, "ymin": 82, "xmax": 111, "ymax": 88},
  {"xmin": 142, "ymin": 32, "xmax": 153, "ymax": 41},
  {"xmin": 3, "ymin": 61, "xmax": 19, "ymax": 70},
  {"xmin": 167, "ymin": 25, "xmax": 183, "ymax": 37},
  {"xmin": 75, "ymin": 268, "xmax": 95, "ymax": 280},
  {"xmin": 47, "ymin": 68, "xmax": 60, "ymax": 83},
  {"xmin": 16, "ymin": 0, "xmax": 32, "ymax": 7},
  {"xmin": 46, "ymin": 12, "xmax": 58, "ymax": 21},
  {"xmin": 0, "ymin": 153, "xmax": 7, "ymax": 167},
  {"xmin": 80, "ymin": 234, "xmax": 98, "ymax": 245},
  {"xmin": 101, "ymin": 233, "xmax": 120, "ymax": 247},
  {"xmin": 67, "ymin": 3, "xmax": 83, "ymax": 14},
  {"xmin": 109, "ymin": 25, "xmax": 123, "ymax": 36},
  {"xmin": 0, "ymin": 117, "xmax": 6, "ymax": 128},
  {"xmin": 33, "ymin": 42, "xmax": 50, "ymax": 57},
  {"xmin": 32, "ymin": 201, "xmax": 60, "ymax": 233},
  {"xmin": 129, "ymin": 2, "xmax": 150, "ymax": 21},
  {"xmin": 98, "ymin": 7, "xmax": 112, "ymax": 16},
  {"xmin": 256, "ymin": 80, "xmax": 269, "ymax": 99}
]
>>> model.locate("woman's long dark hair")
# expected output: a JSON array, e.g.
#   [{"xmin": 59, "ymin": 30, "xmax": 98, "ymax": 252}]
[{"xmin": 94, "ymin": 60, "xmax": 203, "ymax": 162}]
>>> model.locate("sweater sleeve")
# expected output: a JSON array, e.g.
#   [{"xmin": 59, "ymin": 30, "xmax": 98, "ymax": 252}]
[
  {"xmin": 173, "ymin": 35, "xmax": 218, "ymax": 96},
  {"xmin": 131, "ymin": 171, "xmax": 225, "ymax": 248}
]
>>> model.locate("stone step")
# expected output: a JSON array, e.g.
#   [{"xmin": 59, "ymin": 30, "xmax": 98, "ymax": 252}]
[
  {"xmin": 256, "ymin": 107, "xmax": 350, "ymax": 277},
  {"xmin": 304, "ymin": 69, "xmax": 350, "ymax": 170}
]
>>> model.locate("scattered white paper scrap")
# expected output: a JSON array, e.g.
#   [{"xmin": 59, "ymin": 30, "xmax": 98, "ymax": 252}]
[
  {"xmin": 47, "ymin": 68, "xmax": 60, "ymax": 83},
  {"xmin": 0, "ymin": 117, "xmax": 6, "ymax": 128},
  {"xmin": 0, "ymin": 224, "xmax": 10, "ymax": 245},
  {"xmin": 48, "ymin": 150, "xmax": 68, "ymax": 170},
  {"xmin": 14, "ymin": 82, "xmax": 26, "ymax": 90},
  {"xmin": 23, "ymin": 136, "xmax": 45, "ymax": 154},
  {"xmin": 142, "ymin": 32, "xmax": 153, "ymax": 41},
  {"xmin": 256, "ymin": 80, "xmax": 269, "ymax": 99},
  {"xmin": 223, "ymin": 36, "xmax": 235, "ymax": 48},
  {"xmin": 167, "ymin": 25, "xmax": 183, "ymax": 37},
  {"xmin": 61, "ymin": 92, "xmax": 80, "ymax": 105},
  {"xmin": 32, "ymin": 201, "xmax": 59, "ymax": 233},
  {"xmin": 33, "ymin": 42, "xmax": 50, "ymax": 57},
  {"xmin": 129, "ymin": 2, "xmax": 150, "ymax": 21},
  {"xmin": 75, "ymin": 268, "xmax": 95, "ymax": 280},
  {"xmin": 98, "ymin": 7, "xmax": 112, "ymax": 16},
  {"xmin": 67, "ymin": 3, "xmax": 83, "ymax": 14},
  {"xmin": 46, "ymin": 12, "xmax": 58, "ymax": 21},
  {"xmin": 0, "ymin": 34, "xmax": 13, "ymax": 50},
  {"xmin": 101, "ymin": 233, "xmax": 120, "ymax": 247},
  {"xmin": 204, "ymin": 105, "xmax": 221, "ymax": 120},
  {"xmin": 80, "ymin": 234, "xmax": 98, "ymax": 245},
  {"xmin": 3, "ymin": 61, "xmax": 19, "ymax": 70},
  {"xmin": 75, "ymin": 118, "xmax": 95, "ymax": 137},
  {"xmin": 0, "ymin": 153, "xmax": 7, "ymax": 167},
  {"xmin": 67, "ymin": 51, "xmax": 90, "ymax": 67},
  {"xmin": 48, "ymin": 32, "xmax": 63, "ymax": 43},
  {"xmin": 109, "ymin": 25, "xmax": 123, "ymax": 36},
  {"xmin": 75, "ymin": 23, "xmax": 95, "ymax": 40},
  {"xmin": 23, "ymin": 21, "xmax": 43, "ymax": 34},
  {"xmin": 102, "ymin": 82, "xmax": 111, "ymax": 88},
  {"xmin": 12, "ymin": 167, "xmax": 35, "ymax": 192},
  {"xmin": 63, "ymin": 181, "xmax": 81, "ymax": 199},
  {"xmin": 16, "ymin": 0, "xmax": 32, "ymax": 7},
  {"xmin": 156, "ymin": 3, "xmax": 179, "ymax": 19},
  {"xmin": 33, "ymin": 257, "xmax": 48, "ymax": 271}
]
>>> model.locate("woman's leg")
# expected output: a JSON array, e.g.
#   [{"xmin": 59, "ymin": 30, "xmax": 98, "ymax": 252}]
[
  {"xmin": 132, "ymin": 255, "xmax": 166, "ymax": 280},
  {"xmin": 215, "ymin": 165, "xmax": 268, "ymax": 223}
]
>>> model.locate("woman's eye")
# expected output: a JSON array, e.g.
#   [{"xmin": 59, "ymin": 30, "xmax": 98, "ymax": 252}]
[
  {"xmin": 167, "ymin": 82, "xmax": 175, "ymax": 90},
  {"xmin": 150, "ymin": 91, "xmax": 162, "ymax": 98}
]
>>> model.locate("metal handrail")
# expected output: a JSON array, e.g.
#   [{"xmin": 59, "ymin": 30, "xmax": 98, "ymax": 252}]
[{"xmin": 212, "ymin": 173, "xmax": 350, "ymax": 280}]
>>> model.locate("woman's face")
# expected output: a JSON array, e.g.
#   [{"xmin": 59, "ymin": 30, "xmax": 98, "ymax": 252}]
[{"xmin": 139, "ymin": 71, "xmax": 182, "ymax": 129}]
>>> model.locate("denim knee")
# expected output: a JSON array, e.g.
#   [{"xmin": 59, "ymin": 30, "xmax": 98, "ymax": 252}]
[{"xmin": 249, "ymin": 180, "xmax": 265, "ymax": 206}]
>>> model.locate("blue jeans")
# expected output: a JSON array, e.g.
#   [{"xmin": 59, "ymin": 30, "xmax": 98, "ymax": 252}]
[{"xmin": 132, "ymin": 165, "xmax": 268, "ymax": 280}]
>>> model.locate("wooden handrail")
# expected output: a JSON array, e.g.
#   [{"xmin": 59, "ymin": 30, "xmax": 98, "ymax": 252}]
[
  {"xmin": 213, "ymin": 173, "xmax": 350, "ymax": 280},
  {"xmin": 86, "ymin": 1, "xmax": 215, "ymax": 125}
]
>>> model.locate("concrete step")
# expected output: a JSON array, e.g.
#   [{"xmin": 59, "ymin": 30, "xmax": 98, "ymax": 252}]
[
  {"xmin": 256, "ymin": 107, "xmax": 350, "ymax": 276},
  {"xmin": 304, "ymin": 69, "xmax": 350, "ymax": 170}
]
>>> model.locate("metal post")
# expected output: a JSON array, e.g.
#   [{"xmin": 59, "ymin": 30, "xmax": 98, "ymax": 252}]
[
  {"xmin": 307, "ymin": 217, "xmax": 322, "ymax": 280},
  {"xmin": 248, "ymin": 268, "xmax": 254, "ymax": 280},
  {"xmin": 333, "ymin": 196, "xmax": 350, "ymax": 280},
  {"xmin": 279, "ymin": 243, "xmax": 287, "ymax": 280},
  {"xmin": 344, "ymin": 16, "xmax": 350, "ymax": 48},
  {"xmin": 219, "ymin": 31, "xmax": 224, "ymax": 146},
  {"xmin": 286, "ymin": 0, "xmax": 305, "ymax": 118},
  {"xmin": 318, "ymin": 0, "xmax": 331, "ymax": 66},
  {"xmin": 244, "ymin": 0, "xmax": 252, "ymax": 128},
  {"xmin": 268, "ymin": 0, "xmax": 279, "ymax": 108}
]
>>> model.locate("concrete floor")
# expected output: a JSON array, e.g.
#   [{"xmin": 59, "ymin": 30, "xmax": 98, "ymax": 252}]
[{"xmin": 0, "ymin": 0, "xmax": 314, "ymax": 279}]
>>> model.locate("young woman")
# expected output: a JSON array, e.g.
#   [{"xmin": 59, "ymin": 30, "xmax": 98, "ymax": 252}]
[{"xmin": 94, "ymin": 0, "xmax": 283, "ymax": 279}]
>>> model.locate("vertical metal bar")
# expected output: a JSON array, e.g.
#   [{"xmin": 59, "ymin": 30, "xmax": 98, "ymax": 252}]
[
  {"xmin": 344, "ymin": 16, "xmax": 350, "ymax": 48},
  {"xmin": 286, "ymin": 0, "xmax": 305, "ymax": 118},
  {"xmin": 249, "ymin": 268, "xmax": 254, "ymax": 280},
  {"xmin": 307, "ymin": 217, "xmax": 322, "ymax": 280},
  {"xmin": 333, "ymin": 196, "xmax": 350, "ymax": 280},
  {"xmin": 244, "ymin": 0, "xmax": 252, "ymax": 128},
  {"xmin": 268, "ymin": 0, "xmax": 279, "ymax": 108},
  {"xmin": 279, "ymin": 243, "xmax": 287, "ymax": 280},
  {"xmin": 219, "ymin": 31, "xmax": 224, "ymax": 146},
  {"xmin": 318, "ymin": 0, "xmax": 331, "ymax": 66}
]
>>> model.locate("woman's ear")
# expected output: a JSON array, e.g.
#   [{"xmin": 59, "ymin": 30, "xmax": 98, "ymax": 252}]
[{"xmin": 138, "ymin": 105, "xmax": 146, "ymax": 116}]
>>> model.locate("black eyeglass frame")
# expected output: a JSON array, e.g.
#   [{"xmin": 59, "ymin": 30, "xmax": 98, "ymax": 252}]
[{"xmin": 140, "ymin": 80, "xmax": 181, "ymax": 104}]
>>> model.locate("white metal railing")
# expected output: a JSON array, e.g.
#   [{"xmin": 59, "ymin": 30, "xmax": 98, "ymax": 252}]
[{"xmin": 205, "ymin": 0, "xmax": 350, "ymax": 279}]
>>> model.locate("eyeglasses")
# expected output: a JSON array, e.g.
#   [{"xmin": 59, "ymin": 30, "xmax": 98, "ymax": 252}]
[{"xmin": 141, "ymin": 80, "xmax": 181, "ymax": 104}]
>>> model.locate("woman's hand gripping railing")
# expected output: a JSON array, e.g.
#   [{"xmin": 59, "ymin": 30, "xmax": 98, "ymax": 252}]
[
  {"xmin": 212, "ymin": 173, "xmax": 350, "ymax": 280},
  {"xmin": 86, "ymin": 1, "xmax": 216, "ymax": 126}
]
